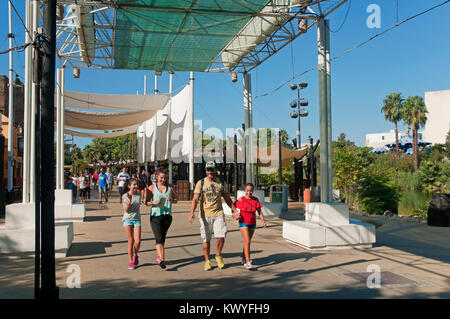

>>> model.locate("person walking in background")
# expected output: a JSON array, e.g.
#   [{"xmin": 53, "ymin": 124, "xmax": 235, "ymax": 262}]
[
  {"xmin": 146, "ymin": 168, "xmax": 178, "ymax": 269},
  {"xmin": 92, "ymin": 169, "xmax": 98, "ymax": 190},
  {"xmin": 78, "ymin": 173, "xmax": 87, "ymax": 203},
  {"xmin": 189, "ymin": 161, "xmax": 238, "ymax": 271},
  {"xmin": 98, "ymin": 168, "xmax": 109, "ymax": 204},
  {"xmin": 140, "ymin": 169, "xmax": 148, "ymax": 187},
  {"xmin": 67, "ymin": 172, "xmax": 74, "ymax": 200},
  {"xmin": 235, "ymin": 183, "xmax": 266, "ymax": 270},
  {"xmin": 106, "ymin": 168, "xmax": 114, "ymax": 199},
  {"xmin": 150, "ymin": 168, "xmax": 157, "ymax": 185},
  {"xmin": 72, "ymin": 172, "xmax": 78, "ymax": 202},
  {"xmin": 84, "ymin": 169, "xmax": 91, "ymax": 200},
  {"xmin": 122, "ymin": 178, "xmax": 142, "ymax": 270},
  {"xmin": 117, "ymin": 167, "xmax": 130, "ymax": 204},
  {"xmin": 136, "ymin": 173, "xmax": 146, "ymax": 194}
]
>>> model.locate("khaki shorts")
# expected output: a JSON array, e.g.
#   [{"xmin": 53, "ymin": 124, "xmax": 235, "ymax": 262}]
[{"xmin": 199, "ymin": 215, "xmax": 227, "ymax": 242}]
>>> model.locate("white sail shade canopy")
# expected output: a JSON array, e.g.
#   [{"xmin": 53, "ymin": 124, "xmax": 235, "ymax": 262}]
[
  {"xmin": 61, "ymin": 91, "xmax": 170, "ymax": 111},
  {"xmin": 64, "ymin": 125, "xmax": 139, "ymax": 138}
]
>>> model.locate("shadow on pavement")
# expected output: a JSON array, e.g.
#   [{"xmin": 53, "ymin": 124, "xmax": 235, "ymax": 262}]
[
  {"xmin": 56, "ymin": 273, "xmax": 450, "ymax": 299},
  {"xmin": 67, "ymin": 242, "xmax": 113, "ymax": 257}
]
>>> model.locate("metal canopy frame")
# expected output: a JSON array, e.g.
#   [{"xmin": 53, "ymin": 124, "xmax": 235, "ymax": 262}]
[{"xmin": 53, "ymin": 0, "xmax": 348, "ymax": 73}]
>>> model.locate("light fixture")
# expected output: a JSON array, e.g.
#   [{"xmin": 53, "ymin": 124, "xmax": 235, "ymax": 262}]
[
  {"xmin": 231, "ymin": 72, "xmax": 238, "ymax": 83},
  {"xmin": 290, "ymin": 100, "xmax": 297, "ymax": 108},
  {"xmin": 290, "ymin": 83, "xmax": 298, "ymax": 91},
  {"xmin": 298, "ymin": 19, "xmax": 308, "ymax": 34},
  {"xmin": 73, "ymin": 68, "xmax": 80, "ymax": 78},
  {"xmin": 299, "ymin": 82, "xmax": 308, "ymax": 89},
  {"xmin": 300, "ymin": 110, "xmax": 309, "ymax": 117},
  {"xmin": 56, "ymin": 5, "xmax": 65, "ymax": 21},
  {"xmin": 290, "ymin": 111, "xmax": 298, "ymax": 119},
  {"xmin": 300, "ymin": 99, "xmax": 308, "ymax": 107},
  {"xmin": 155, "ymin": 71, "xmax": 162, "ymax": 76}
]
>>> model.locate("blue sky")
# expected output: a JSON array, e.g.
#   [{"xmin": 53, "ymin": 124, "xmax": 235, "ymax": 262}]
[{"xmin": 1, "ymin": 0, "xmax": 449, "ymax": 148}]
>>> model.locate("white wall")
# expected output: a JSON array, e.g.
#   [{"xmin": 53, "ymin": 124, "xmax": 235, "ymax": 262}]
[
  {"xmin": 423, "ymin": 90, "xmax": 450, "ymax": 145},
  {"xmin": 365, "ymin": 130, "xmax": 410, "ymax": 148}
]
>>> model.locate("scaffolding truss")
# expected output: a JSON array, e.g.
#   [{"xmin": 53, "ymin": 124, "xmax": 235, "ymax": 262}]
[{"xmin": 53, "ymin": 0, "xmax": 348, "ymax": 73}]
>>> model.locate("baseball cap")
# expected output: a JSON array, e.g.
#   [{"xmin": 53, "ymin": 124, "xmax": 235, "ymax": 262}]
[{"xmin": 205, "ymin": 161, "xmax": 216, "ymax": 169}]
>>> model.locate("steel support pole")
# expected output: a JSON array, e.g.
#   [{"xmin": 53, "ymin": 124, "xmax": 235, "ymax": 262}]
[
  {"xmin": 7, "ymin": 1, "xmax": 15, "ymax": 194},
  {"xmin": 234, "ymin": 134, "xmax": 238, "ymax": 196},
  {"xmin": 40, "ymin": 0, "xmax": 59, "ymax": 299},
  {"xmin": 243, "ymin": 72, "xmax": 254, "ymax": 184},
  {"xmin": 278, "ymin": 131, "xmax": 282, "ymax": 185},
  {"xmin": 318, "ymin": 18, "xmax": 331, "ymax": 203},
  {"xmin": 189, "ymin": 72, "xmax": 194, "ymax": 190},
  {"xmin": 25, "ymin": 0, "xmax": 34, "ymax": 202},
  {"xmin": 297, "ymin": 88, "xmax": 301, "ymax": 148},
  {"xmin": 168, "ymin": 71, "xmax": 173, "ymax": 185},
  {"xmin": 33, "ymin": 41, "xmax": 42, "ymax": 299},
  {"xmin": 248, "ymin": 75, "xmax": 255, "ymax": 185},
  {"xmin": 56, "ymin": 69, "xmax": 61, "ymax": 189},
  {"xmin": 60, "ymin": 67, "xmax": 65, "ymax": 188},
  {"xmin": 143, "ymin": 75, "xmax": 147, "ymax": 169},
  {"xmin": 325, "ymin": 19, "xmax": 333, "ymax": 200},
  {"xmin": 30, "ymin": 0, "xmax": 39, "ymax": 203},
  {"xmin": 153, "ymin": 74, "xmax": 158, "ymax": 168}
]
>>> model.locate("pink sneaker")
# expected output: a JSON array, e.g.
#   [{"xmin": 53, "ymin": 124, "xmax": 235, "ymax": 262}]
[
  {"xmin": 133, "ymin": 255, "xmax": 139, "ymax": 266},
  {"xmin": 156, "ymin": 257, "xmax": 166, "ymax": 269},
  {"xmin": 128, "ymin": 262, "xmax": 135, "ymax": 270}
]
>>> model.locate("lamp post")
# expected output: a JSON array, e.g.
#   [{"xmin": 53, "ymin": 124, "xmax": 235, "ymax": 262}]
[{"xmin": 289, "ymin": 82, "xmax": 308, "ymax": 148}]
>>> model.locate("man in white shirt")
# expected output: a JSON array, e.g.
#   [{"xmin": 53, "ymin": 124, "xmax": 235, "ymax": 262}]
[
  {"xmin": 78, "ymin": 174, "xmax": 87, "ymax": 203},
  {"xmin": 117, "ymin": 167, "xmax": 130, "ymax": 204}
]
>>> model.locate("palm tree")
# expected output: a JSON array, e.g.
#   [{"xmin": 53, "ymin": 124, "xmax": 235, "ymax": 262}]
[
  {"xmin": 381, "ymin": 92, "xmax": 404, "ymax": 157},
  {"xmin": 402, "ymin": 96, "xmax": 428, "ymax": 170}
]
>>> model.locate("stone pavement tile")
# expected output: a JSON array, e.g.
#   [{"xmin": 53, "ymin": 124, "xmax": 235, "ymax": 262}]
[{"xmin": 1, "ymin": 193, "xmax": 449, "ymax": 299}]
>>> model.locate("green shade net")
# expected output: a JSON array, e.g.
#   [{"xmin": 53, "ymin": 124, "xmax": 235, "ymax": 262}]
[{"xmin": 114, "ymin": 0, "xmax": 271, "ymax": 71}]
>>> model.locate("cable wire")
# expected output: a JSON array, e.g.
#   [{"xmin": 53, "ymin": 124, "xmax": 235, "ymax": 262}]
[
  {"xmin": 255, "ymin": 0, "xmax": 450, "ymax": 100},
  {"xmin": 328, "ymin": 0, "xmax": 352, "ymax": 33},
  {"xmin": 8, "ymin": 0, "xmax": 33, "ymax": 41},
  {"xmin": 0, "ymin": 41, "xmax": 33, "ymax": 55}
]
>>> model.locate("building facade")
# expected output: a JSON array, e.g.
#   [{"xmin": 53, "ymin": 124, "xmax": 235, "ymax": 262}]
[
  {"xmin": 0, "ymin": 74, "xmax": 24, "ymax": 189},
  {"xmin": 365, "ymin": 130, "xmax": 422, "ymax": 148},
  {"xmin": 1, "ymin": 114, "xmax": 23, "ymax": 188},
  {"xmin": 422, "ymin": 89, "xmax": 450, "ymax": 145}
]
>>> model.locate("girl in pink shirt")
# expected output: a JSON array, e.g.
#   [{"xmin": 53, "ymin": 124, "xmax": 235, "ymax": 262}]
[{"xmin": 235, "ymin": 183, "xmax": 266, "ymax": 270}]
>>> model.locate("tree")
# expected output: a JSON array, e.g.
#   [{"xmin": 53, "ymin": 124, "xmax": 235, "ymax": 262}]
[
  {"xmin": 382, "ymin": 92, "xmax": 404, "ymax": 158},
  {"xmin": 402, "ymin": 96, "xmax": 428, "ymax": 170},
  {"xmin": 256, "ymin": 128, "xmax": 289, "ymax": 147},
  {"xmin": 335, "ymin": 133, "xmax": 352, "ymax": 148}
]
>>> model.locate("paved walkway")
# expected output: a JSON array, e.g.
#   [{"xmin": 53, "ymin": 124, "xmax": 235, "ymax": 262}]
[{"xmin": 0, "ymin": 189, "xmax": 449, "ymax": 299}]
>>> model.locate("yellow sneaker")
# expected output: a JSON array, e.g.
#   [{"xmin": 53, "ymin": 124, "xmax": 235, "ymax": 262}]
[
  {"xmin": 215, "ymin": 256, "xmax": 225, "ymax": 269},
  {"xmin": 204, "ymin": 260, "xmax": 212, "ymax": 271}
]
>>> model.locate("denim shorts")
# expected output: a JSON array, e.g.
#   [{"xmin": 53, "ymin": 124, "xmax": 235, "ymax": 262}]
[
  {"xmin": 123, "ymin": 220, "xmax": 141, "ymax": 227},
  {"xmin": 99, "ymin": 186, "xmax": 107, "ymax": 194},
  {"xmin": 239, "ymin": 222, "xmax": 256, "ymax": 230}
]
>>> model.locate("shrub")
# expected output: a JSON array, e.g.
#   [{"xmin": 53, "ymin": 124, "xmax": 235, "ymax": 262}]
[
  {"xmin": 395, "ymin": 171, "xmax": 420, "ymax": 192},
  {"xmin": 417, "ymin": 161, "xmax": 449, "ymax": 193},
  {"xmin": 398, "ymin": 191, "xmax": 431, "ymax": 217},
  {"xmin": 359, "ymin": 170, "xmax": 400, "ymax": 215}
]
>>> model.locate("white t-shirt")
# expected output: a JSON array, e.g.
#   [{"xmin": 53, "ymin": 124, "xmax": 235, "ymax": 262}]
[
  {"xmin": 117, "ymin": 172, "xmax": 130, "ymax": 187},
  {"xmin": 78, "ymin": 175, "xmax": 86, "ymax": 189}
]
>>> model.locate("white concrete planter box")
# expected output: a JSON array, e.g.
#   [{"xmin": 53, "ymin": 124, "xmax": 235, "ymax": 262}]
[{"xmin": 0, "ymin": 222, "xmax": 73, "ymax": 255}]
